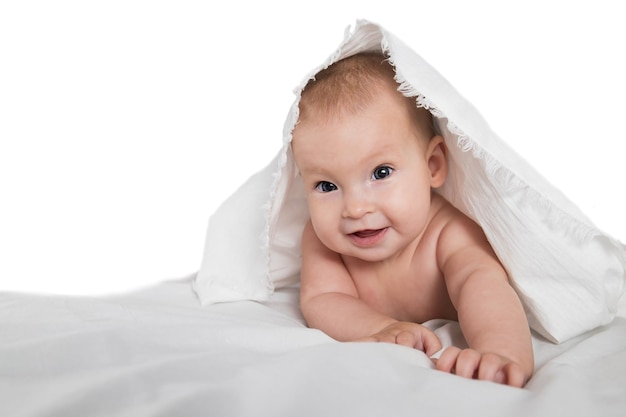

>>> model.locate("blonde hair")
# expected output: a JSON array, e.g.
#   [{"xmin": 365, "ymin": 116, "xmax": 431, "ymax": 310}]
[{"xmin": 298, "ymin": 52, "xmax": 434, "ymax": 138}]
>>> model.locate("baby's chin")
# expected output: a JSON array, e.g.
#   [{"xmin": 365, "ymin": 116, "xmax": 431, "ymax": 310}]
[{"xmin": 338, "ymin": 245, "xmax": 398, "ymax": 264}]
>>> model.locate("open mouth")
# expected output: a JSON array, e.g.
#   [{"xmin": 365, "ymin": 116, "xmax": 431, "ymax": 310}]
[{"xmin": 348, "ymin": 228, "xmax": 388, "ymax": 247}]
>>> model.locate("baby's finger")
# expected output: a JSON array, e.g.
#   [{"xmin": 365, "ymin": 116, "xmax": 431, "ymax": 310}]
[
  {"xmin": 454, "ymin": 349, "xmax": 481, "ymax": 379},
  {"xmin": 435, "ymin": 346, "xmax": 461, "ymax": 374},
  {"xmin": 395, "ymin": 330, "xmax": 417, "ymax": 348},
  {"xmin": 476, "ymin": 353, "xmax": 504, "ymax": 383},
  {"xmin": 502, "ymin": 363, "xmax": 526, "ymax": 388},
  {"xmin": 420, "ymin": 329, "xmax": 443, "ymax": 357}
]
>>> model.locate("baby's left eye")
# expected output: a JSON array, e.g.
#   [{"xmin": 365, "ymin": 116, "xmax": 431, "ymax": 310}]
[{"xmin": 372, "ymin": 165, "xmax": 393, "ymax": 180}]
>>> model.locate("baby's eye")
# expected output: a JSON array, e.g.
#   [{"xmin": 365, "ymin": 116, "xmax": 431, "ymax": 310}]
[
  {"xmin": 315, "ymin": 181, "xmax": 338, "ymax": 193},
  {"xmin": 372, "ymin": 165, "xmax": 393, "ymax": 180}
]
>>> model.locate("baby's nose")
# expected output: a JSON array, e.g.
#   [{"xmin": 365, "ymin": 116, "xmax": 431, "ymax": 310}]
[{"xmin": 342, "ymin": 189, "xmax": 375, "ymax": 219}]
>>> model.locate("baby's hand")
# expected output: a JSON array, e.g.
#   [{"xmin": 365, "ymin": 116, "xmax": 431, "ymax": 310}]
[
  {"xmin": 356, "ymin": 321, "xmax": 442, "ymax": 357},
  {"xmin": 434, "ymin": 346, "xmax": 527, "ymax": 387}
]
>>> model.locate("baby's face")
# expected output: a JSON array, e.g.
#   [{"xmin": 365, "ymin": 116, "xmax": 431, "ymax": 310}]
[{"xmin": 292, "ymin": 86, "xmax": 439, "ymax": 262}]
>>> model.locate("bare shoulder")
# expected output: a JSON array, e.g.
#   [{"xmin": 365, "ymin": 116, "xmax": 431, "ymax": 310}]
[
  {"xmin": 428, "ymin": 197, "xmax": 491, "ymax": 255},
  {"xmin": 432, "ymin": 196, "xmax": 504, "ymax": 285},
  {"xmin": 299, "ymin": 220, "xmax": 358, "ymax": 301}
]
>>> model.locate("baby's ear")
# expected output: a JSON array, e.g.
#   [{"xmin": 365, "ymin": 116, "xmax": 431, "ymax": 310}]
[{"xmin": 427, "ymin": 135, "xmax": 448, "ymax": 188}]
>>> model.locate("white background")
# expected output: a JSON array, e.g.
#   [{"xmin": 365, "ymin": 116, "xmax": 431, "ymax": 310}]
[{"xmin": 1, "ymin": 1, "xmax": 624, "ymax": 295}]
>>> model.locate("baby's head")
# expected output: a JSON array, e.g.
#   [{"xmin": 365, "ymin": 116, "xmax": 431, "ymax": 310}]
[
  {"xmin": 291, "ymin": 52, "xmax": 448, "ymax": 261},
  {"xmin": 296, "ymin": 52, "xmax": 436, "ymax": 144}
]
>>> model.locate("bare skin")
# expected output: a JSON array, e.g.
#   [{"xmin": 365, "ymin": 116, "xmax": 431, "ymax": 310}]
[{"xmin": 293, "ymin": 79, "xmax": 534, "ymax": 387}]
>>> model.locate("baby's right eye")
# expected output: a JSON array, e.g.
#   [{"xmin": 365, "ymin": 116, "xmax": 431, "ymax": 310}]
[{"xmin": 315, "ymin": 181, "xmax": 338, "ymax": 193}]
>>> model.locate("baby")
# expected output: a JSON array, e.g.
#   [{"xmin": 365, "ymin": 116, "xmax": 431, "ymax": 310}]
[{"xmin": 291, "ymin": 52, "xmax": 534, "ymax": 387}]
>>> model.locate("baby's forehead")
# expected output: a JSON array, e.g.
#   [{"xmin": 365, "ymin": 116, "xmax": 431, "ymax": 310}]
[
  {"xmin": 299, "ymin": 75, "xmax": 395, "ymax": 119},
  {"xmin": 296, "ymin": 83, "xmax": 434, "ymax": 141}
]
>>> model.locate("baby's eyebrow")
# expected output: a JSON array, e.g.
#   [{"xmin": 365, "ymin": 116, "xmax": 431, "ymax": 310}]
[{"xmin": 296, "ymin": 164, "xmax": 331, "ymax": 179}]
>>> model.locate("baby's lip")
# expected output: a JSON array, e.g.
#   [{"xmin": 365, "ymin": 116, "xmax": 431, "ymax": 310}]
[
  {"xmin": 351, "ymin": 229, "xmax": 383, "ymax": 238},
  {"xmin": 348, "ymin": 227, "xmax": 388, "ymax": 247}
]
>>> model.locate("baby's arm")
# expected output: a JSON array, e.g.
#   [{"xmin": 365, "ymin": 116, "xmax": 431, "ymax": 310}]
[
  {"xmin": 436, "ymin": 216, "xmax": 534, "ymax": 387},
  {"xmin": 299, "ymin": 221, "xmax": 441, "ymax": 356}
]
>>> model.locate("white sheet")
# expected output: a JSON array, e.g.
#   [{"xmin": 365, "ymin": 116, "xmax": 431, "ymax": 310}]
[{"xmin": 2, "ymin": 277, "xmax": 625, "ymax": 417}]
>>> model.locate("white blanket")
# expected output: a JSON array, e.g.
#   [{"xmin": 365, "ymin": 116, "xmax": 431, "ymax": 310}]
[{"xmin": 1, "ymin": 277, "xmax": 625, "ymax": 416}]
